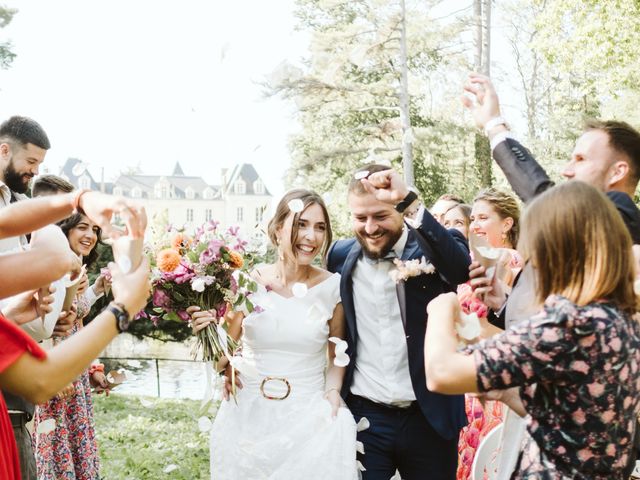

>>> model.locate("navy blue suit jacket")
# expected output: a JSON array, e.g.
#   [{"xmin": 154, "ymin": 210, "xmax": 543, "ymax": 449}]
[{"xmin": 327, "ymin": 209, "xmax": 471, "ymax": 440}]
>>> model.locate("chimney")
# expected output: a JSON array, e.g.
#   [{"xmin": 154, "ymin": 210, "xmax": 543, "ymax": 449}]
[{"xmin": 221, "ymin": 168, "xmax": 228, "ymax": 194}]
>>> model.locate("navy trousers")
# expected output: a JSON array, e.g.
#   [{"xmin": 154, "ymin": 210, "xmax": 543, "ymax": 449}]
[{"xmin": 347, "ymin": 395, "xmax": 458, "ymax": 480}]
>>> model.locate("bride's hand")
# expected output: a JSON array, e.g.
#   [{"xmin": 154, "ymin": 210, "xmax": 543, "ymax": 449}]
[
  {"xmin": 187, "ymin": 306, "xmax": 216, "ymax": 334},
  {"xmin": 324, "ymin": 389, "xmax": 344, "ymax": 418},
  {"xmin": 221, "ymin": 363, "xmax": 242, "ymax": 402}
]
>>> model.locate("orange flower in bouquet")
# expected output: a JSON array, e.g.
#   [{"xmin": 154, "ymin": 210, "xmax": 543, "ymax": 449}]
[
  {"xmin": 228, "ymin": 250, "xmax": 244, "ymax": 269},
  {"xmin": 171, "ymin": 232, "xmax": 192, "ymax": 251},
  {"xmin": 157, "ymin": 248, "xmax": 181, "ymax": 272}
]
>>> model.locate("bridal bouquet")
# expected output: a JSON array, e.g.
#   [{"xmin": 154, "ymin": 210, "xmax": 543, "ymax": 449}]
[{"xmin": 147, "ymin": 221, "xmax": 259, "ymax": 363}]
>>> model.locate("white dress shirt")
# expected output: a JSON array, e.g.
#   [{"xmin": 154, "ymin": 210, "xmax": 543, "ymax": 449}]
[{"xmin": 350, "ymin": 228, "xmax": 416, "ymax": 406}]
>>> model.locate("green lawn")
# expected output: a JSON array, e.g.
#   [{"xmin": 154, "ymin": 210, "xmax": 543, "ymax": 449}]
[{"xmin": 93, "ymin": 394, "xmax": 213, "ymax": 479}]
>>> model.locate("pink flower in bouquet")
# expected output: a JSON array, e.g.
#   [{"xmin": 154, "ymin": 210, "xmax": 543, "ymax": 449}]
[
  {"xmin": 134, "ymin": 310, "xmax": 148, "ymax": 320},
  {"xmin": 233, "ymin": 239, "xmax": 248, "ymax": 252},
  {"xmin": 172, "ymin": 263, "xmax": 195, "ymax": 285},
  {"xmin": 206, "ymin": 220, "xmax": 220, "ymax": 231},
  {"xmin": 150, "ymin": 315, "xmax": 160, "ymax": 326},
  {"xmin": 226, "ymin": 225, "xmax": 240, "ymax": 236},
  {"xmin": 176, "ymin": 310, "xmax": 190, "ymax": 322},
  {"xmin": 152, "ymin": 288, "xmax": 171, "ymax": 308},
  {"xmin": 216, "ymin": 303, "xmax": 228, "ymax": 319}
]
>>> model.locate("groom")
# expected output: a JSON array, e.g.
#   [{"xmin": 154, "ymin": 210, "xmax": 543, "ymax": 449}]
[{"xmin": 327, "ymin": 164, "xmax": 470, "ymax": 479}]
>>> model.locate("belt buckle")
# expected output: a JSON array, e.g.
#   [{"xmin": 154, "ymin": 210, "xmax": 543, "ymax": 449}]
[{"xmin": 260, "ymin": 376, "xmax": 291, "ymax": 400}]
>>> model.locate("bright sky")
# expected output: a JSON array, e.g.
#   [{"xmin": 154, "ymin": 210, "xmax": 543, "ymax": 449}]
[{"xmin": 0, "ymin": 0, "xmax": 307, "ymax": 200}]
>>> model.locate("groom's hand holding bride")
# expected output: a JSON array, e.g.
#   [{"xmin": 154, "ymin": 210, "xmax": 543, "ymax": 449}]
[{"xmin": 324, "ymin": 388, "xmax": 344, "ymax": 419}]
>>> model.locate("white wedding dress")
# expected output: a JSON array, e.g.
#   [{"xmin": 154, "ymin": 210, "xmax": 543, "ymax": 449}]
[{"xmin": 210, "ymin": 272, "xmax": 359, "ymax": 479}]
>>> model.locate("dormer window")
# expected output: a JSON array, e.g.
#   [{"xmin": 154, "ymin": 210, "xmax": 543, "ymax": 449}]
[
  {"xmin": 185, "ymin": 186, "xmax": 195, "ymax": 200},
  {"xmin": 79, "ymin": 174, "xmax": 91, "ymax": 190},
  {"xmin": 203, "ymin": 187, "xmax": 214, "ymax": 200},
  {"xmin": 234, "ymin": 180, "xmax": 246, "ymax": 195},
  {"xmin": 154, "ymin": 179, "xmax": 170, "ymax": 199},
  {"xmin": 131, "ymin": 187, "xmax": 142, "ymax": 199},
  {"xmin": 113, "ymin": 186, "xmax": 123, "ymax": 196},
  {"xmin": 253, "ymin": 180, "xmax": 264, "ymax": 195}
]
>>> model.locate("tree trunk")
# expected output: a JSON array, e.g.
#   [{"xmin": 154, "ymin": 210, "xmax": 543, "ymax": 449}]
[
  {"xmin": 399, "ymin": 0, "xmax": 414, "ymax": 186},
  {"xmin": 475, "ymin": 0, "xmax": 492, "ymax": 187}
]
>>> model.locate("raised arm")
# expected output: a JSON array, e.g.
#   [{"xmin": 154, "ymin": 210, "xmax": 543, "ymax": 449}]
[
  {"xmin": 462, "ymin": 73, "xmax": 554, "ymax": 202},
  {"xmin": 0, "ymin": 259, "xmax": 150, "ymax": 403},
  {"xmin": 361, "ymin": 169, "xmax": 470, "ymax": 286}
]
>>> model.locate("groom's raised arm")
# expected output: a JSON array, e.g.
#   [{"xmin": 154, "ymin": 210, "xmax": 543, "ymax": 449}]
[
  {"xmin": 462, "ymin": 73, "xmax": 555, "ymax": 203},
  {"xmin": 407, "ymin": 207, "xmax": 470, "ymax": 287},
  {"xmin": 359, "ymin": 169, "xmax": 470, "ymax": 287}
]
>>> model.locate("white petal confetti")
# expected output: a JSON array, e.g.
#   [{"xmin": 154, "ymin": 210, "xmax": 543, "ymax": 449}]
[
  {"xmin": 328, "ymin": 336, "xmax": 350, "ymax": 367},
  {"xmin": 139, "ymin": 398, "xmax": 154, "ymax": 408},
  {"xmin": 356, "ymin": 440, "xmax": 365, "ymax": 454},
  {"xmin": 356, "ymin": 416, "xmax": 370, "ymax": 432},
  {"xmin": 456, "ymin": 312, "xmax": 482, "ymax": 340},
  {"xmin": 291, "ymin": 282, "xmax": 308, "ymax": 298},
  {"xmin": 71, "ymin": 162, "xmax": 87, "ymax": 176},
  {"xmin": 287, "ymin": 199, "xmax": 304, "ymax": 213},
  {"xmin": 163, "ymin": 464, "xmax": 179, "ymax": 474},
  {"xmin": 357, "ymin": 460, "xmax": 367, "ymax": 472},
  {"xmin": 126, "ymin": 360, "xmax": 142, "ymax": 368},
  {"xmin": 37, "ymin": 418, "xmax": 56, "ymax": 434},
  {"xmin": 354, "ymin": 170, "xmax": 370, "ymax": 180},
  {"xmin": 321, "ymin": 192, "xmax": 333, "ymax": 206},
  {"xmin": 229, "ymin": 356, "xmax": 259, "ymax": 379},
  {"xmin": 116, "ymin": 255, "xmax": 132, "ymax": 274},
  {"xmin": 475, "ymin": 246, "xmax": 502, "ymax": 260},
  {"xmin": 197, "ymin": 416, "xmax": 212, "ymax": 432},
  {"xmin": 390, "ymin": 472, "xmax": 402, "ymax": 480}
]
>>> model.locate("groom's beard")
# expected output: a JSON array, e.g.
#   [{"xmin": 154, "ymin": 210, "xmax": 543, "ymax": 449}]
[{"xmin": 354, "ymin": 227, "xmax": 402, "ymax": 260}]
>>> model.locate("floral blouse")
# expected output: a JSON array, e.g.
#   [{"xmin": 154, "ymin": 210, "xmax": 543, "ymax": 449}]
[{"xmin": 470, "ymin": 295, "xmax": 640, "ymax": 479}]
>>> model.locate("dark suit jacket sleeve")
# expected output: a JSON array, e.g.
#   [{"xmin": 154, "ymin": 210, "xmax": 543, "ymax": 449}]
[
  {"xmin": 493, "ymin": 137, "xmax": 555, "ymax": 202},
  {"xmin": 409, "ymin": 210, "xmax": 471, "ymax": 287}
]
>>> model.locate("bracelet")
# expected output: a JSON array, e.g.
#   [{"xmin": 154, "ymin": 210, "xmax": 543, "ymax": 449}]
[
  {"xmin": 88, "ymin": 363, "xmax": 104, "ymax": 376},
  {"xmin": 72, "ymin": 189, "xmax": 91, "ymax": 213},
  {"xmin": 483, "ymin": 116, "xmax": 508, "ymax": 136}
]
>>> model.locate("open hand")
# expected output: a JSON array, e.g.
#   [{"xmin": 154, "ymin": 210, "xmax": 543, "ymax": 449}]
[{"xmin": 461, "ymin": 73, "xmax": 502, "ymax": 131}]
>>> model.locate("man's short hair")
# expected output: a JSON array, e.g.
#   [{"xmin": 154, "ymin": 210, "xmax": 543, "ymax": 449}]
[
  {"xmin": 348, "ymin": 163, "xmax": 392, "ymax": 195},
  {"xmin": 32, "ymin": 174, "xmax": 74, "ymax": 197},
  {"xmin": 585, "ymin": 119, "xmax": 640, "ymax": 186},
  {"xmin": 436, "ymin": 193, "xmax": 465, "ymax": 204},
  {"xmin": 0, "ymin": 115, "xmax": 51, "ymax": 150}
]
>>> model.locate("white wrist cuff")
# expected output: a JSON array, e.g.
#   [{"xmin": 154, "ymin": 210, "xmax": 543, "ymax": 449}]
[{"xmin": 484, "ymin": 116, "xmax": 508, "ymax": 136}]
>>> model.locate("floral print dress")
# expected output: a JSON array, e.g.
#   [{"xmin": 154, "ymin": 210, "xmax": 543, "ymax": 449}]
[
  {"xmin": 470, "ymin": 295, "xmax": 640, "ymax": 479},
  {"xmin": 33, "ymin": 295, "xmax": 100, "ymax": 480}
]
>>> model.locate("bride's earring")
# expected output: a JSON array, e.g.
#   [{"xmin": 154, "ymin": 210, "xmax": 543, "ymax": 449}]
[
  {"xmin": 277, "ymin": 239, "xmax": 285, "ymax": 261},
  {"xmin": 501, "ymin": 231, "xmax": 508, "ymax": 246}
]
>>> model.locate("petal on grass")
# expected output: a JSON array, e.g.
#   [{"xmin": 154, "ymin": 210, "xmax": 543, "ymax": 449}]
[
  {"xmin": 139, "ymin": 398, "xmax": 154, "ymax": 408},
  {"xmin": 163, "ymin": 464, "xmax": 179, "ymax": 473}
]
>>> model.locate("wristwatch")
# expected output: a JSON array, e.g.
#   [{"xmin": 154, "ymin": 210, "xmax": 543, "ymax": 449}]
[
  {"xmin": 107, "ymin": 302, "xmax": 131, "ymax": 333},
  {"xmin": 394, "ymin": 189, "xmax": 419, "ymax": 214}
]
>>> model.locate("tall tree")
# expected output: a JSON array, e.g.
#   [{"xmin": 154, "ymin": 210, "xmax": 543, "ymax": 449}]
[
  {"xmin": 0, "ymin": 6, "xmax": 17, "ymax": 69},
  {"xmin": 269, "ymin": 0, "xmax": 477, "ymax": 235}
]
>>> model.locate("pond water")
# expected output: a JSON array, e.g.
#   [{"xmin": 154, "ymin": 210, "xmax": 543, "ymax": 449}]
[{"xmin": 99, "ymin": 334, "xmax": 212, "ymax": 400}]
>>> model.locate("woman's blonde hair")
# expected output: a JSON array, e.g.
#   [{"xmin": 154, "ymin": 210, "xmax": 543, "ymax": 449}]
[
  {"xmin": 518, "ymin": 181, "xmax": 637, "ymax": 313},
  {"xmin": 267, "ymin": 189, "xmax": 332, "ymax": 264},
  {"xmin": 473, "ymin": 188, "xmax": 520, "ymax": 248}
]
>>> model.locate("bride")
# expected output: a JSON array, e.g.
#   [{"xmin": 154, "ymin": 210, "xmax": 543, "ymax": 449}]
[{"xmin": 190, "ymin": 189, "xmax": 358, "ymax": 479}]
